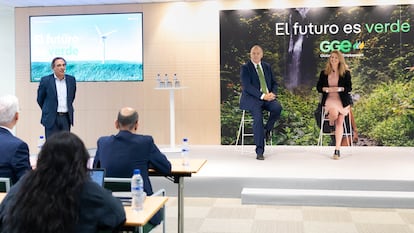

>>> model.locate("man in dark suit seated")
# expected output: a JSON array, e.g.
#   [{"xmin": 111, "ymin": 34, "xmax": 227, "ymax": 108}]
[
  {"xmin": 93, "ymin": 107, "xmax": 171, "ymax": 230},
  {"xmin": 0, "ymin": 95, "xmax": 32, "ymax": 184},
  {"xmin": 240, "ymin": 45, "xmax": 283, "ymax": 160}
]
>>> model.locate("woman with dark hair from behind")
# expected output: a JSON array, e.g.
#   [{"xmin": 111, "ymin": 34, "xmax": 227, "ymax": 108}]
[{"xmin": 0, "ymin": 131, "xmax": 126, "ymax": 233}]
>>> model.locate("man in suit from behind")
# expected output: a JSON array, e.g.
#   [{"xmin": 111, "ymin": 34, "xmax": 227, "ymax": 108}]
[
  {"xmin": 0, "ymin": 95, "xmax": 32, "ymax": 184},
  {"xmin": 93, "ymin": 107, "xmax": 171, "ymax": 227},
  {"xmin": 240, "ymin": 45, "xmax": 283, "ymax": 160},
  {"xmin": 37, "ymin": 57, "xmax": 76, "ymax": 139}
]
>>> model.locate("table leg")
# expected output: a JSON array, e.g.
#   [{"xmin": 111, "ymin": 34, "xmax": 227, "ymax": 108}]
[{"xmin": 178, "ymin": 176, "xmax": 184, "ymax": 233}]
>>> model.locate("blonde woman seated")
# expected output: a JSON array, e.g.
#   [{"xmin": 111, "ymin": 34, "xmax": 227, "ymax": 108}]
[{"xmin": 316, "ymin": 50, "xmax": 352, "ymax": 159}]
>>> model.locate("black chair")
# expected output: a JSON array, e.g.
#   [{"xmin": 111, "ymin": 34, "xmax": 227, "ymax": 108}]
[
  {"xmin": 0, "ymin": 177, "xmax": 11, "ymax": 192},
  {"xmin": 104, "ymin": 177, "xmax": 131, "ymax": 192}
]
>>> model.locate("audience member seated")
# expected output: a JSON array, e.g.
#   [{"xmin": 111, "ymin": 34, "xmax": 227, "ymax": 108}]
[
  {"xmin": 93, "ymin": 107, "xmax": 171, "ymax": 229},
  {"xmin": 0, "ymin": 95, "xmax": 31, "ymax": 184},
  {"xmin": 0, "ymin": 131, "xmax": 126, "ymax": 233}
]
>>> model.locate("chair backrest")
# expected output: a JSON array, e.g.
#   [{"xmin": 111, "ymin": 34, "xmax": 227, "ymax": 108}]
[
  {"xmin": 152, "ymin": 189, "xmax": 167, "ymax": 233},
  {"xmin": 0, "ymin": 177, "xmax": 11, "ymax": 192},
  {"xmin": 104, "ymin": 177, "xmax": 131, "ymax": 192}
]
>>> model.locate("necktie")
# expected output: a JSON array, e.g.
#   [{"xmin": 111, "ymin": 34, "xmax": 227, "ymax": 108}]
[{"xmin": 256, "ymin": 64, "xmax": 268, "ymax": 94}]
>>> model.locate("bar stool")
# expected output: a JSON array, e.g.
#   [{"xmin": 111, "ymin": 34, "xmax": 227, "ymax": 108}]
[
  {"xmin": 317, "ymin": 106, "xmax": 353, "ymax": 146},
  {"xmin": 236, "ymin": 110, "xmax": 272, "ymax": 153},
  {"xmin": 235, "ymin": 110, "xmax": 253, "ymax": 153}
]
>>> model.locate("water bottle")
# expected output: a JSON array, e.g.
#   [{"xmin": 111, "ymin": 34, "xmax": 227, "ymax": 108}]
[
  {"xmin": 156, "ymin": 73, "xmax": 162, "ymax": 88},
  {"xmin": 173, "ymin": 73, "xmax": 180, "ymax": 87},
  {"xmin": 37, "ymin": 135, "xmax": 45, "ymax": 153},
  {"xmin": 164, "ymin": 74, "xmax": 172, "ymax": 88},
  {"xmin": 131, "ymin": 169, "xmax": 145, "ymax": 211},
  {"xmin": 181, "ymin": 138, "xmax": 189, "ymax": 166}
]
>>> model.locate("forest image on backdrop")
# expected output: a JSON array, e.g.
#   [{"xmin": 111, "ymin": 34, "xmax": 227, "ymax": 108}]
[{"xmin": 220, "ymin": 5, "xmax": 414, "ymax": 146}]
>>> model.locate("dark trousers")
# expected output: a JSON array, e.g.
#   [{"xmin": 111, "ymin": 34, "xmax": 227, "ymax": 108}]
[
  {"xmin": 45, "ymin": 114, "xmax": 71, "ymax": 139},
  {"xmin": 249, "ymin": 100, "xmax": 282, "ymax": 155}
]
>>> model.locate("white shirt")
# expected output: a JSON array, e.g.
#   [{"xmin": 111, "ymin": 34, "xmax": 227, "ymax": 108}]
[{"xmin": 54, "ymin": 75, "xmax": 68, "ymax": 113}]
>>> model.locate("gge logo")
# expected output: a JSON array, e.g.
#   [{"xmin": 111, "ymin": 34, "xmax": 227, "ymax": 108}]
[{"xmin": 320, "ymin": 40, "xmax": 364, "ymax": 53}]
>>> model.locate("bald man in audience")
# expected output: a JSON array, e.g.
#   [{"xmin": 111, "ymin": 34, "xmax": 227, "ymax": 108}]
[{"xmin": 93, "ymin": 107, "xmax": 171, "ymax": 228}]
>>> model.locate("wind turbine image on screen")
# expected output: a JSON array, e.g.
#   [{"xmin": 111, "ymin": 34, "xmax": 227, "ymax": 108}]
[
  {"xmin": 95, "ymin": 25, "xmax": 116, "ymax": 64},
  {"xmin": 29, "ymin": 12, "xmax": 144, "ymax": 82}
]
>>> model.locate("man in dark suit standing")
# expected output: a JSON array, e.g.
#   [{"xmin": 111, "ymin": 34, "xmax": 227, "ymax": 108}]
[
  {"xmin": 240, "ymin": 45, "xmax": 283, "ymax": 160},
  {"xmin": 37, "ymin": 57, "xmax": 76, "ymax": 139},
  {"xmin": 93, "ymin": 107, "xmax": 171, "ymax": 227},
  {"xmin": 0, "ymin": 95, "xmax": 32, "ymax": 184}
]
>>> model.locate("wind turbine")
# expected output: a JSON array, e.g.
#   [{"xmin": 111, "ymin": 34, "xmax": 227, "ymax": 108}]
[{"xmin": 95, "ymin": 25, "xmax": 116, "ymax": 64}]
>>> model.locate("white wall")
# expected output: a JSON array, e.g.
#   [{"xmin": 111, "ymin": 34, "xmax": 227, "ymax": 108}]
[{"xmin": 0, "ymin": 6, "xmax": 15, "ymax": 96}]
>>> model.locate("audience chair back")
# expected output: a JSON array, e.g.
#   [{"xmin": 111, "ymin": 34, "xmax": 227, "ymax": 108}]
[
  {"xmin": 0, "ymin": 177, "xmax": 11, "ymax": 192},
  {"xmin": 104, "ymin": 177, "xmax": 131, "ymax": 192}
]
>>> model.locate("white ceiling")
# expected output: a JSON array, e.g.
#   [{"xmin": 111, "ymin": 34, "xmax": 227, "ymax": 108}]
[{"xmin": 0, "ymin": 0, "xmax": 191, "ymax": 7}]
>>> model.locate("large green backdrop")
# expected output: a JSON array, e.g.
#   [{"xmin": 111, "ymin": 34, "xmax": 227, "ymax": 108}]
[{"xmin": 220, "ymin": 5, "xmax": 414, "ymax": 146}]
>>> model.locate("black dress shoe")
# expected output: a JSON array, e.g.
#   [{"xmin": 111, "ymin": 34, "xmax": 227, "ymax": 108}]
[
  {"xmin": 256, "ymin": 154, "xmax": 264, "ymax": 160},
  {"xmin": 333, "ymin": 149, "xmax": 340, "ymax": 160}
]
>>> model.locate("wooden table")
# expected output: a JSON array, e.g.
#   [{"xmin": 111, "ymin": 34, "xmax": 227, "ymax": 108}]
[
  {"xmin": 124, "ymin": 196, "xmax": 168, "ymax": 233},
  {"xmin": 0, "ymin": 193, "xmax": 168, "ymax": 233},
  {"xmin": 150, "ymin": 158, "xmax": 207, "ymax": 233}
]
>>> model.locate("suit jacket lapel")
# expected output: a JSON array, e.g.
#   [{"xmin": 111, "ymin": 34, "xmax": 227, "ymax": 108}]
[
  {"xmin": 65, "ymin": 75, "xmax": 71, "ymax": 104},
  {"xmin": 249, "ymin": 61, "xmax": 260, "ymax": 85},
  {"xmin": 49, "ymin": 75, "xmax": 58, "ymax": 99}
]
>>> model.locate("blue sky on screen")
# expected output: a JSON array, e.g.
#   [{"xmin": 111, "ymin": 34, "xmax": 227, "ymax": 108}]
[{"xmin": 30, "ymin": 13, "xmax": 143, "ymax": 63}]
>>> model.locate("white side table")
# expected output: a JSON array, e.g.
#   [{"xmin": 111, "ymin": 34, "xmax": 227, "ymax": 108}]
[{"xmin": 154, "ymin": 86, "xmax": 187, "ymax": 152}]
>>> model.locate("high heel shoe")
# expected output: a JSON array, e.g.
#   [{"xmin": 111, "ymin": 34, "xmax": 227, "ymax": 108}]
[{"xmin": 333, "ymin": 150, "xmax": 340, "ymax": 160}]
